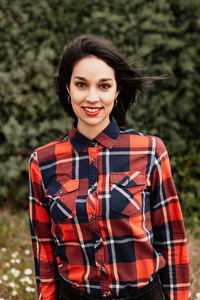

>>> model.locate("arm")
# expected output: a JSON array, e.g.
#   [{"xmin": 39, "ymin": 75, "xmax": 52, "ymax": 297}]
[
  {"xmin": 29, "ymin": 151, "xmax": 59, "ymax": 300},
  {"xmin": 150, "ymin": 137, "xmax": 190, "ymax": 300}
]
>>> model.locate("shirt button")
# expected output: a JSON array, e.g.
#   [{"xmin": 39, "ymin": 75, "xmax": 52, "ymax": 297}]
[
  {"xmin": 91, "ymin": 213, "xmax": 96, "ymax": 219},
  {"xmin": 91, "ymin": 158, "xmax": 95, "ymax": 163},
  {"xmin": 90, "ymin": 141, "xmax": 95, "ymax": 146},
  {"xmin": 103, "ymin": 291, "xmax": 108, "ymax": 296},
  {"xmin": 95, "ymin": 239, "xmax": 101, "ymax": 247},
  {"xmin": 59, "ymin": 189, "xmax": 63, "ymax": 194}
]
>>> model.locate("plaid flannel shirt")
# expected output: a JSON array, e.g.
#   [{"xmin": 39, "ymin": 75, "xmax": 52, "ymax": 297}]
[{"xmin": 29, "ymin": 119, "xmax": 190, "ymax": 300}]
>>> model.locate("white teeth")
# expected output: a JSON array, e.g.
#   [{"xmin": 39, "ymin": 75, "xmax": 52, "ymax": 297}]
[{"xmin": 84, "ymin": 108, "xmax": 100, "ymax": 112}]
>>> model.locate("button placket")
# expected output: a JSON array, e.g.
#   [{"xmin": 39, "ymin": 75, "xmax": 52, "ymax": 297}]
[
  {"xmin": 88, "ymin": 141, "xmax": 109, "ymax": 294},
  {"xmin": 92, "ymin": 227, "xmax": 110, "ymax": 294}
]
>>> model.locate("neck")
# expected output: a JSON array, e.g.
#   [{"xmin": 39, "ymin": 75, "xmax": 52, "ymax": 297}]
[{"xmin": 77, "ymin": 120, "xmax": 110, "ymax": 140}]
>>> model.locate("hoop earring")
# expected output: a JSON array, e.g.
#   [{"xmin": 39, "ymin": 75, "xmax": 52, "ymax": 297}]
[
  {"xmin": 68, "ymin": 95, "xmax": 71, "ymax": 104},
  {"xmin": 114, "ymin": 98, "xmax": 118, "ymax": 107}
]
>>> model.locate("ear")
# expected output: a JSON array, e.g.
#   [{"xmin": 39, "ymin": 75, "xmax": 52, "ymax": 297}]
[
  {"xmin": 66, "ymin": 84, "xmax": 70, "ymax": 95},
  {"xmin": 115, "ymin": 88, "xmax": 120, "ymax": 99}
]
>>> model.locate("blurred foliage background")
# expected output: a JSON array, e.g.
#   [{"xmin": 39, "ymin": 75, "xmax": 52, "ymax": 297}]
[{"xmin": 0, "ymin": 0, "xmax": 199, "ymax": 231}]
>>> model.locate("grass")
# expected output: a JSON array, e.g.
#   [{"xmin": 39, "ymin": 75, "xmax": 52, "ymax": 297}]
[
  {"xmin": 187, "ymin": 229, "xmax": 200, "ymax": 298},
  {"xmin": 0, "ymin": 209, "xmax": 36, "ymax": 299},
  {"xmin": 0, "ymin": 209, "xmax": 199, "ymax": 299}
]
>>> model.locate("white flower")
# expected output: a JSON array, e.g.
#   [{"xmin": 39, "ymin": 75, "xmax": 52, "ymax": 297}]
[
  {"xmin": 27, "ymin": 278, "xmax": 33, "ymax": 285},
  {"xmin": 20, "ymin": 277, "xmax": 26, "ymax": 282},
  {"xmin": 12, "ymin": 291, "xmax": 18, "ymax": 296},
  {"xmin": 20, "ymin": 276, "xmax": 32, "ymax": 285},
  {"xmin": 10, "ymin": 257, "xmax": 21, "ymax": 264},
  {"xmin": 10, "ymin": 268, "xmax": 20, "ymax": 278},
  {"xmin": 11, "ymin": 251, "xmax": 19, "ymax": 258},
  {"xmin": 25, "ymin": 249, "xmax": 31, "ymax": 255},
  {"xmin": 24, "ymin": 268, "xmax": 32, "ymax": 275},
  {"xmin": 2, "ymin": 275, "xmax": 8, "ymax": 281},
  {"xmin": 9, "ymin": 282, "xmax": 16, "ymax": 288},
  {"xmin": 196, "ymin": 292, "xmax": 200, "ymax": 299},
  {"xmin": 1, "ymin": 247, "xmax": 6, "ymax": 252},
  {"xmin": 4, "ymin": 262, "xmax": 10, "ymax": 267},
  {"xmin": 25, "ymin": 286, "xmax": 35, "ymax": 292}
]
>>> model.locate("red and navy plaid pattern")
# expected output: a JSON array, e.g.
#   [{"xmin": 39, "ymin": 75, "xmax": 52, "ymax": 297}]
[{"xmin": 29, "ymin": 119, "xmax": 190, "ymax": 300}]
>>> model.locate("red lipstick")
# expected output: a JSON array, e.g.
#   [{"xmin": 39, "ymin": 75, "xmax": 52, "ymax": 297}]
[{"xmin": 82, "ymin": 106, "xmax": 103, "ymax": 116}]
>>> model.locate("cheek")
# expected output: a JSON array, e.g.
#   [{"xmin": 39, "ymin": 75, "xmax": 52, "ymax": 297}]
[
  {"xmin": 104, "ymin": 93, "xmax": 116, "ymax": 107},
  {"xmin": 70, "ymin": 96, "xmax": 81, "ymax": 113},
  {"xmin": 71, "ymin": 91, "xmax": 84, "ymax": 103},
  {"xmin": 71, "ymin": 102, "xmax": 80, "ymax": 114}
]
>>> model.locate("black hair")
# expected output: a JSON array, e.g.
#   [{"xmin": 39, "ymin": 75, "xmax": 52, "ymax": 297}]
[{"xmin": 54, "ymin": 34, "xmax": 162, "ymax": 126}]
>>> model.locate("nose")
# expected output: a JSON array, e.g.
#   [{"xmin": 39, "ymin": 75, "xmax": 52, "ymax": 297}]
[{"xmin": 86, "ymin": 88, "xmax": 99, "ymax": 102}]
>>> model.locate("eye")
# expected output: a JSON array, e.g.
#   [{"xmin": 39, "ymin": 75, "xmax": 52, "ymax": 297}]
[
  {"xmin": 75, "ymin": 82, "xmax": 86, "ymax": 88},
  {"xmin": 99, "ymin": 83, "xmax": 110, "ymax": 90}
]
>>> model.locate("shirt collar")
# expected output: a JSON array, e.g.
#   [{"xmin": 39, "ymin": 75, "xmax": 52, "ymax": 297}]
[{"xmin": 68, "ymin": 119, "xmax": 120, "ymax": 152}]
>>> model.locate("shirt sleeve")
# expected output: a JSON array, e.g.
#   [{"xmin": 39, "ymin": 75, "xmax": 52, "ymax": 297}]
[
  {"xmin": 29, "ymin": 151, "xmax": 59, "ymax": 300},
  {"xmin": 150, "ymin": 137, "xmax": 190, "ymax": 300}
]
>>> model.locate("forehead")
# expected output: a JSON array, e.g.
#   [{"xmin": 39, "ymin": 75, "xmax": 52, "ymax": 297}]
[{"xmin": 71, "ymin": 55, "xmax": 115, "ymax": 78}]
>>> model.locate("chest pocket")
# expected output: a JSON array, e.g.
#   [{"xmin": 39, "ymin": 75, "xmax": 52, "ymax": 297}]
[
  {"xmin": 47, "ymin": 179, "xmax": 79, "ymax": 223},
  {"xmin": 110, "ymin": 171, "xmax": 147, "ymax": 217}
]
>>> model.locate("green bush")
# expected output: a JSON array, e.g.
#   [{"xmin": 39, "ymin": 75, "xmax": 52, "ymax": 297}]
[{"xmin": 0, "ymin": 0, "xmax": 199, "ymax": 229}]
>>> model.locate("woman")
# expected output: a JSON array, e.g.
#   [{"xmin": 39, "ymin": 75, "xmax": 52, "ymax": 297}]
[{"xmin": 29, "ymin": 35, "xmax": 190, "ymax": 300}]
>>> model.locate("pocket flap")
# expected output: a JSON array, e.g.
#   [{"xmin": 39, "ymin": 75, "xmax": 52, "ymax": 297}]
[
  {"xmin": 60, "ymin": 179, "xmax": 79, "ymax": 193},
  {"xmin": 111, "ymin": 171, "xmax": 147, "ymax": 187},
  {"xmin": 48, "ymin": 179, "xmax": 79, "ymax": 223},
  {"xmin": 47, "ymin": 179, "xmax": 79, "ymax": 198}
]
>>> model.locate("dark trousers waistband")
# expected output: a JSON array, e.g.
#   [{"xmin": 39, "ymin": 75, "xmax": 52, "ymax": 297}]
[{"xmin": 58, "ymin": 275, "xmax": 165, "ymax": 300}]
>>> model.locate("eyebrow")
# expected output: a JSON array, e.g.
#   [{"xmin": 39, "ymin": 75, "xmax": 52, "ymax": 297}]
[{"xmin": 74, "ymin": 76, "xmax": 113, "ymax": 82}]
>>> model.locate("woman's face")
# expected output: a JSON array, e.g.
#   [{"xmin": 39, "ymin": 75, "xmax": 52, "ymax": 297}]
[{"xmin": 67, "ymin": 55, "xmax": 119, "ymax": 138}]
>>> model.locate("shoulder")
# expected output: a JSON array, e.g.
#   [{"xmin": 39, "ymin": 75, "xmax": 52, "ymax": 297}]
[
  {"xmin": 118, "ymin": 127, "xmax": 166, "ymax": 151},
  {"xmin": 35, "ymin": 134, "xmax": 68, "ymax": 152},
  {"xmin": 30, "ymin": 133, "xmax": 70, "ymax": 165}
]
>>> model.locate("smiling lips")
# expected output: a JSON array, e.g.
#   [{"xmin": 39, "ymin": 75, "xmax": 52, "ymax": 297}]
[{"xmin": 82, "ymin": 106, "xmax": 103, "ymax": 116}]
